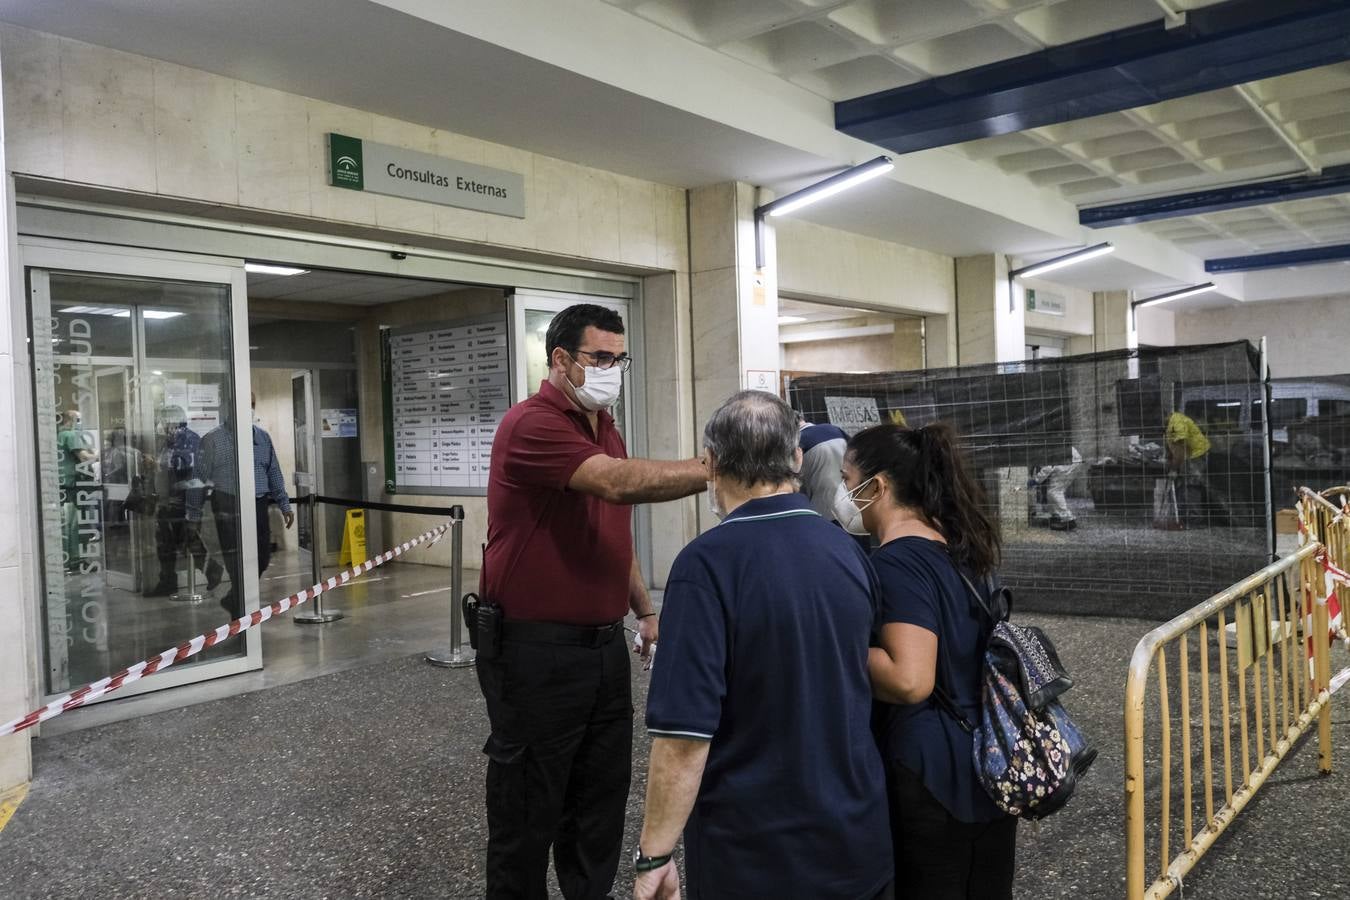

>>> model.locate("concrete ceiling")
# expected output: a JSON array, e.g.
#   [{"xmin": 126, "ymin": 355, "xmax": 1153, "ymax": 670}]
[{"xmin": 1, "ymin": 0, "xmax": 1341, "ymax": 312}]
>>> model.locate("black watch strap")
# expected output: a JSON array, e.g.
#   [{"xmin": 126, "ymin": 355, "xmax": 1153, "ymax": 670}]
[{"xmin": 633, "ymin": 846, "xmax": 673, "ymax": 872}]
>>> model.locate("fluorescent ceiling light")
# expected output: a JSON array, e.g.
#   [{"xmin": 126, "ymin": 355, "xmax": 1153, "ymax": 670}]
[
  {"xmin": 763, "ymin": 156, "xmax": 895, "ymax": 218},
  {"xmin": 752, "ymin": 156, "xmax": 894, "ymax": 270},
  {"xmin": 59, "ymin": 305, "xmax": 130, "ymax": 317},
  {"xmin": 1133, "ymin": 282, "xmax": 1216, "ymax": 308},
  {"xmin": 1216, "ymin": 402, "xmax": 1241, "ymax": 408},
  {"xmin": 777, "ymin": 315, "xmax": 807, "ymax": 325},
  {"xmin": 245, "ymin": 263, "xmax": 309, "ymax": 276},
  {"xmin": 1010, "ymin": 242, "xmax": 1115, "ymax": 279},
  {"xmin": 59, "ymin": 305, "xmax": 183, "ymax": 319}
]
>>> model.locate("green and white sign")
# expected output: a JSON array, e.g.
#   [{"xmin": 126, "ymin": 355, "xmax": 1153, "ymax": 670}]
[
  {"xmin": 1025, "ymin": 288, "xmax": 1065, "ymax": 316},
  {"xmin": 327, "ymin": 133, "xmax": 525, "ymax": 218}
]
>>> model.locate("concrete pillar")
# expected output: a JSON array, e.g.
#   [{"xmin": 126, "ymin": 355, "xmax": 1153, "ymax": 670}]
[
  {"xmin": 688, "ymin": 182, "xmax": 779, "ymax": 529},
  {"xmin": 640, "ymin": 270, "xmax": 698, "ymax": 585},
  {"xmin": 924, "ymin": 313, "xmax": 957, "ymax": 369},
  {"xmin": 956, "ymin": 255, "xmax": 1027, "ymax": 531},
  {"xmin": 955, "ymin": 254, "xmax": 1024, "ymax": 365},
  {"xmin": 892, "ymin": 317, "xmax": 925, "ymax": 370},
  {"xmin": 1094, "ymin": 290, "xmax": 1137, "ymax": 352},
  {"xmin": 0, "ymin": 51, "xmax": 34, "ymax": 791}
]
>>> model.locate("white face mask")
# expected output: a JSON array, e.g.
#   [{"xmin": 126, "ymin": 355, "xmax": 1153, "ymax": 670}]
[
  {"xmin": 833, "ymin": 485, "xmax": 868, "ymax": 535},
  {"xmin": 707, "ymin": 477, "xmax": 725, "ymax": 521},
  {"xmin": 846, "ymin": 475, "xmax": 879, "ymax": 513},
  {"xmin": 567, "ymin": 360, "xmax": 623, "ymax": 411}
]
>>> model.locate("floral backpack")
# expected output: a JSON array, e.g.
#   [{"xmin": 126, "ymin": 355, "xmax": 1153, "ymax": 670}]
[{"xmin": 932, "ymin": 572, "xmax": 1097, "ymax": 820}]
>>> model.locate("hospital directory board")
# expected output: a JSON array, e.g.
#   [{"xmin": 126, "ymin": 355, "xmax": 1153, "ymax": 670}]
[{"xmin": 381, "ymin": 312, "xmax": 511, "ymax": 495}]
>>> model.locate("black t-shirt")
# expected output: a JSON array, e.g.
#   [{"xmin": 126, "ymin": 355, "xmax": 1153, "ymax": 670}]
[
  {"xmin": 871, "ymin": 537, "xmax": 1004, "ymax": 823},
  {"xmin": 647, "ymin": 493, "xmax": 892, "ymax": 899}
]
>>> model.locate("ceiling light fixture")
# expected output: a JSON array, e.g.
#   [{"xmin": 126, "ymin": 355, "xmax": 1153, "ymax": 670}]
[
  {"xmin": 1132, "ymin": 282, "xmax": 1216, "ymax": 309},
  {"xmin": 1009, "ymin": 242, "xmax": 1115, "ymax": 280},
  {"xmin": 245, "ymin": 263, "xmax": 309, "ymax": 277},
  {"xmin": 754, "ymin": 156, "xmax": 893, "ymax": 268}
]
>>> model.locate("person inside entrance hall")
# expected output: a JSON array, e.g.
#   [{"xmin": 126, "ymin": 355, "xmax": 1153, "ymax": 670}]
[
  {"xmin": 477, "ymin": 303, "xmax": 705, "ymax": 900},
  {"xmin": 189, "ymin": 392, "xmax": 294, "ymax": 617}
]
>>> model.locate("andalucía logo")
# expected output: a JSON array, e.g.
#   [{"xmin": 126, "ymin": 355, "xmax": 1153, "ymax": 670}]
[{"xmin": 328, "ymin": 133, "xmax": 364, "ymax": 190}]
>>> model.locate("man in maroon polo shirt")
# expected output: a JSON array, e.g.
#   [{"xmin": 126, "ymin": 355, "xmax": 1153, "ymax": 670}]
[{"xmin": 478, "ymin": 303, "xmax": 705, "ymax": 900}]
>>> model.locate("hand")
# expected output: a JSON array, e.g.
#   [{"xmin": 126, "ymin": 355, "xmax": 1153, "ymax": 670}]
[
  {"xmin": 283, "ymin": 509, "xmax": 295, "ymax": 529},
  {"xmin": 634, "ymin": 614, "xmax": 659, "ymax": 669},
  {"xmin": 634, "ymin": 860, "xmax": 680, "ymax": 900}
]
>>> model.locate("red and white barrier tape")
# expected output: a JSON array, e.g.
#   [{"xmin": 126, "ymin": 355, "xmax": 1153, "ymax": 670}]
[{"xmin": 0, "ymin": 521, "xmax": 452, "ymax": 737}]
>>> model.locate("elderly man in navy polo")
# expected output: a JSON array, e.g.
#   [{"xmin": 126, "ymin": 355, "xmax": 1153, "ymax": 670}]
[
  {"xmin": 478, "ymin": 303, "xmax": 706, "ymax": 900},
  {"xmin": 635, "ymin": 390, "xmax": 893, "ymax": 900}
]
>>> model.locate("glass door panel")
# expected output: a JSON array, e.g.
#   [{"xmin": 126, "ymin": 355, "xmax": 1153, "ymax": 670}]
[{"xmin": 28, "ymin": 257, "xmax": 255, "ymax": 697}]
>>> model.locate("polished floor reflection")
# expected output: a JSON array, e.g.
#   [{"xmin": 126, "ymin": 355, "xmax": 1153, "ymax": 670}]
[{"xmin": 42, "ymin": 549, "xmax": 479, "ymax": 736}]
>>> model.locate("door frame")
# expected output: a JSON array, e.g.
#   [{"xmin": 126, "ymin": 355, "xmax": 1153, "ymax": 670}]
[
  {"xmin": 507, "ymin": 290, "xmax": 653, "ymax": 585},
  {"xmin": 21, "ymin": 237, "xmax": 262, "ymax": 701},
  {"xmin": 93, "ymin": 364, "xmax": 136, "ymax": 592},
  {"xmin": 291, "ymin": 369, "xmax": 324, "ymax": 567}
]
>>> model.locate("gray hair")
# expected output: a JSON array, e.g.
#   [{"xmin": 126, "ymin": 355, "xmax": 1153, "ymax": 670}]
[{"xmin": 703, "ymin": 390, "xmax": 799, "ymax": 486}]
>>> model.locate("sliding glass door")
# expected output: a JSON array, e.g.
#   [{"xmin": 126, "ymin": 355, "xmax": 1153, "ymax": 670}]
[{"xmin": 25, "ymin": 242, "xmax": 259, "ymax": 699}]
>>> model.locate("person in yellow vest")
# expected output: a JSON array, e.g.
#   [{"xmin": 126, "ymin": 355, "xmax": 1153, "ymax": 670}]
[{"xmin": 1165, "ymin": 411, "xmax": 1217, "ymax": 526}]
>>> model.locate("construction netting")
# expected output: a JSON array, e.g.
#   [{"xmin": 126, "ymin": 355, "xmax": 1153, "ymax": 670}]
[{"xmin": 788, "ymin": 341, "xmax": 1273, "ymax": 620}]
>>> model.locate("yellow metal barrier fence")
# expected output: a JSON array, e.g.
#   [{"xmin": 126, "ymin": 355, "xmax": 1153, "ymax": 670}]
[{"xmin": 1124, "ymin": 499, "xmax": 1338, "ymax": 900}]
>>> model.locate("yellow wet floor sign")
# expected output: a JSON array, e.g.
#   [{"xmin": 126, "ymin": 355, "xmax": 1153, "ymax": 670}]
[
  {"xmin": 338, "ymin": 508, "xmax": 366, "ymax": 567},
  {"xmin": 0, "ymin": 783, "xmax": 28, "ymax": 834}
]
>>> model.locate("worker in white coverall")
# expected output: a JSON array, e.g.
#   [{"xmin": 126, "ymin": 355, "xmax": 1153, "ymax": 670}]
[{"xmin": 1031, "ymin": 446, "xmax": 1082, "ymax": 531}]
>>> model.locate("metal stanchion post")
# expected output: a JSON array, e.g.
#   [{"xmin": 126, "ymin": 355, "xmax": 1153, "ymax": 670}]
[
  {"xmin": 427, "ymin": 506, "xmax": 474, "ymax": 668},
  {"xmin": 170, "ymin": 552, "xmax": 205, "ymax": 604},
  {"xmin": 295, "ymin": 496, "xmax": 344, "ymax": 624}
]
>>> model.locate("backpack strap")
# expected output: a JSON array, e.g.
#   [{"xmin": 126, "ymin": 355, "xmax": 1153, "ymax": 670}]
[{"xmin": 930, "ymin": 565, "xmax": 993, "ymax": 735}]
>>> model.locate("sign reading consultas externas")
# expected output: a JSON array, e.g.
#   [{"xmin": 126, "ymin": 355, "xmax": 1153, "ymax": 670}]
[{"xmin": 327, "ymin": 133, "xmax": 525, "ymax": 218}]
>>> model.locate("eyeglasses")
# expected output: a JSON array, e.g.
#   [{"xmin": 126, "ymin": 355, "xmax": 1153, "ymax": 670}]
[{"xmin": 573, "ymin": 349, "xmax": 633, "ymax": 373}]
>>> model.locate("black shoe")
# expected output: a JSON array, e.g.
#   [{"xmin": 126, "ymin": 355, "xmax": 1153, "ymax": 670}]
[
  {"xmin": 220, "ymin": 593, "xmax": 239, "ymax": 619},
  {"xmin": 144, "ymin": 579, "xmax": 177, "ymax": 597},
  {"xmin": 1049, "ymin": 518, "xmax": 1077, "ymax": 531},
  {"xmin": 206, "ymin": 560, "xmax": 224, "ymax": 591}
]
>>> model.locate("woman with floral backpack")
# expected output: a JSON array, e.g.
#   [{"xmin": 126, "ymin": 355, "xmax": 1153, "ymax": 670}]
[{"xmin": 843, "ymin": 423, "xmax": 1016, "ymax": 900}]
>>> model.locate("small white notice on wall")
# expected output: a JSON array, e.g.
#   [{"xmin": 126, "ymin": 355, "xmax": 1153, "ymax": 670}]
[
  {"xmin": 745, "ymin": 370, "xmax": 778, "ymax": 394},
  {"xmin": 164, "ymin": 379, "xmax": 189, "ymax": 410},
  {"xmin": 825, "ymin": 396, "xmax": 881, "ymax": 435},
  {"xmin": 188, "ymin": 383, "xmax": 220, "ymax": 407},
  {"xmin": 321, "ymin": 408, "xmax": 358, "ymax": 438}
]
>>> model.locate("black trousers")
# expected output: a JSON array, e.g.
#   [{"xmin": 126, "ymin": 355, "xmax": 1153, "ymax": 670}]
[
  {"xmin": 476, "ymin": 627, "xmax": 633, "ymax": 900},
  {"xmin": 211, "ymin": 493, "xmax": 272, "ymax": 576},
  {"xmin": 154, "ymin": 495, "xmax": 208, "ymax": 585},
  {"xmin": 886, "ymin": 761, "xmax": 1016, "ymax": 900}
]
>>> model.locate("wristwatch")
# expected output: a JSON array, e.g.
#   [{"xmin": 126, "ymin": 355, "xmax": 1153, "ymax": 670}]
[{"xmin": 633, "ymin": 846, "xmax": 673, "ymax": 872}]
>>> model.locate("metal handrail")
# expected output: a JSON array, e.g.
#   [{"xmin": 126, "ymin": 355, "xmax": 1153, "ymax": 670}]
[
  {"xmin": 1124, "ymin": 527, "xmax": 1335, "ymax": 899},
  {"xmin": 1301, "ymin": 485, "xmax": 1344, "ymax": 516}
]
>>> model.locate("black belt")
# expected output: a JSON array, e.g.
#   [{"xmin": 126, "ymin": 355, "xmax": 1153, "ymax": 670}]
[{"xmin": 501, "ymin": 620, "xmax": 623, "ymax": 648}]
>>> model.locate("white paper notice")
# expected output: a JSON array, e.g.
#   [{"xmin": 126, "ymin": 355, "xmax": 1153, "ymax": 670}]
[
  {"xmin": 825, "ymin": 396, "xmax": 881, "ymax": 435},
  {"xmin": 188, "ymin": 383, "xmax": 220, "ymax": 407},
  {"xmin": 164, "ymin": 379, "xmax": 189, "ymax": 410}
]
